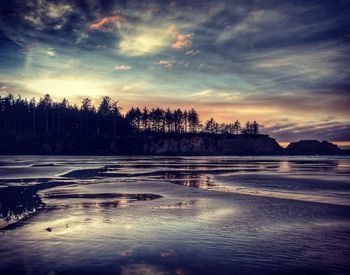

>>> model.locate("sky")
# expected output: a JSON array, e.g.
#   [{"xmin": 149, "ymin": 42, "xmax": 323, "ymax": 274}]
[{"xmin": 0, "ymin": 0, "xmax": 350, "ymax": 144}]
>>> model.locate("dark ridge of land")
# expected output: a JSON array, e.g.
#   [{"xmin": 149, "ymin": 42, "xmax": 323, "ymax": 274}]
[{"xmin": 0, "ymin": 132, "xmax": 347, "ymax": 155}]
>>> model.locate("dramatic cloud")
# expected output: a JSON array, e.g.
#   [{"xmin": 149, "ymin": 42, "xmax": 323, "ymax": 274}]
[
  {"xmin": 118, "ymin": 25, "xmax": 173, "ymax": 56},
  {"xmin": 0, "ymin": 0, "xmax": 349, "ymax": 142},
  {"xmin": 22, "ymin": 1, "xmax": 74, "ymax": 30}
]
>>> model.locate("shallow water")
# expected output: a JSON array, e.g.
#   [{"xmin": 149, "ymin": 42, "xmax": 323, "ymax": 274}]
[{"xmin": 0, "ymin": 156, "xmax": 350, "ymax": 274}]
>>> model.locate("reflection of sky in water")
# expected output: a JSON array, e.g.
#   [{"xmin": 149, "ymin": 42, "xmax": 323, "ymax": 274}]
[{"xmin": 0, "ymin": 156, "xmax": 350, "ymax": 274}]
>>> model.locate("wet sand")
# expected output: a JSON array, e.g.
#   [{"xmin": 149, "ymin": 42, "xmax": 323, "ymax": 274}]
[{"xmin": 0, "ymin": 156, "xmax": 350, "ymax": 274}]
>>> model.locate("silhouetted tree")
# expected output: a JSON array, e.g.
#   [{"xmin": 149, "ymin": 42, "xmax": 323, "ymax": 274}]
[
  {"xmin": 188, "ymin": 108, "xmax": 200, "ymax": 133},
  {"xmin": 251, "ymin": 121, "xmax": 259, "ymax": 135},
  {"xmin": 204, "ymin": 118, "xmax": 219, "ymax": 134},
  {"xmin": 38, "ymin": 94, "xmax": 52, "ymax": 134},
  {"xmin": 242, "ymin": 121, "xmax": 259, "ymax": 135},
  {"xmin": 29, "ymin": 98, "xmax": 36, "ymax": 133},
  {"xmin": 165, "ymin": 108, "xmax": 174, "ymax": 132},
  {"xmin": 112, "ymin": 100, "xmax": 121, "ymax": 138},
  {"xmin": 0, "ymin": 94, "xmax": 261, "ymax": 149},
  {"xmin": 141, "ymin": 107, "xmax": 149, "ymax": 131},
  {"xmin": 173, "ymin": 108, "xmax": 184, "ymax": 133},
  {"xmin": 233, "ymin": 120, "xmax": 241, "ymax": 135}
]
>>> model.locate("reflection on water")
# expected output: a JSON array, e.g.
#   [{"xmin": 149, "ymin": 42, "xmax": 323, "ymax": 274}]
[
  {"xmin": 0, "ymin": 186, "xmax": 44, "ymax": 229},
  {"xmin": 278, "ymin": 160, "xmax": 291, "ymax": 172},
  {"xmin": 0, "ymin": 180, "xmax": 73, "ymax": 229},
  {"xmin": 164, "ymin": 172, "xmax": 215, "ymax": 189},
  {"xmin": 0, "ymin": 156, "xmax": 350, "ymax": 274}
]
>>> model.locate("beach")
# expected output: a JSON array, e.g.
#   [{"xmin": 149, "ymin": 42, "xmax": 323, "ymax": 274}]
[{"xmin": 1, "ymin": 156, "xmax": 350, "ymax": 274}]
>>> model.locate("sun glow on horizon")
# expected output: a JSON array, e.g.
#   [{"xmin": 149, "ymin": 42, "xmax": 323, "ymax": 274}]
[{"xmin": 25, "ymin": 77, "xmax": 111, "ymax": 98}]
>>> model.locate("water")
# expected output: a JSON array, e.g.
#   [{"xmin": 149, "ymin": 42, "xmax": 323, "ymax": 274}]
[{"xmin": 0, "ymin": 156, "xmax": 350, "ymax": 274}]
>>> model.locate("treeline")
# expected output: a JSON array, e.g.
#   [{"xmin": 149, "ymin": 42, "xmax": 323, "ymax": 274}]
[{"xmin": 0, "ymin": 94, "xmax": 259, "ymax": 136}]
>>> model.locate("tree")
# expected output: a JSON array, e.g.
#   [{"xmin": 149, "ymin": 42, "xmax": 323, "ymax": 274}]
[
  {"xmin": 165, "ymin": 108, "xmax": 174, "ymax": 132},
  {"xmin": 29, "ymin": 98, "xmax": 36, "ymax": 133},
  {"xmin": 112, "ymin": 100, "xmax": 121, "ymax": 138},
  {"xmin": 0, "ymin": 93, "xmax": 262, "ymax": 148},
  {"xmin": 188, "ymin": 108, "xmax": 199, "ymax": 133},
  {"xmin": 98, "ymin": 96, "xmax": 112, "ymax": 117},
  {"xmin": 219, "ymin": 123, "xmax": 228, "ymax": 134},
  {"xmin": 126, "ymin": 107, "xmax": 137, "ymax": 129},
  {"xmin": 173, "ymin": 108, "xmax": 184, "ymax": 133},
  {"xmin": 183, "ymin": 110, "xmax": 188, "ymax": 133},
  {"xmin": 204, "ymin": 118, "xmax": 219, "ymax": 134},
  {"xmin": 242, "ymin": 121, "xmax": 258, "ymax": 135},
  {"xmin": 233, "ymin": 120, "xmax": 241, "ymax": 135},
  {"xmin": 141, "ymin": 107, "xmax": 149, "ymax": 131},
  {"xmin": 251, "ymin": 121, "xmax": 259, "ymax": 135},
  {"xmin": 81, "ymin": 98, "xmax": 93, "ymax": 112},
  {"xmin": 134, "ymin": 107, "xmax": 142, "ymax": 130},
  {"xmin": 38, "ymin": 94, "xmax": 52, "ymax": 134}
]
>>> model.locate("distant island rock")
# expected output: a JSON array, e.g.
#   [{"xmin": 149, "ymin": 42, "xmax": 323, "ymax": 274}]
[{"xmin": 286, "ymin": 140, "xmax": 342, "ymax": 155}]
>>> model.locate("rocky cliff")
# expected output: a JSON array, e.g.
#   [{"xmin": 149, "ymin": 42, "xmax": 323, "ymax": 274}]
[{"xmin": 139, "ymin": 134, "xmax": 282, "ymax": 155}]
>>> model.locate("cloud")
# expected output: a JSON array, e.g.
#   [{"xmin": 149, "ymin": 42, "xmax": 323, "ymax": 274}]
[
  {"xmin": 46, "ymin": 3, "xmax": 73, "ymax": 19},
  {"xmin": 118, "ymin": 22, "xmax": 193, "ymax": 56},
  {"xmin": 75, "ymin": 33, "xmax": 89, "ymax": 44},
  {"xmin": 22, "ymin": 1, "xmax": 74, "ymax": 30},
  {"xmin": 114, "ymin": 65, "xmax": 131, "ymax": 71},
  {"xmin": 168, "ymin": 24, "xmax": 193, "ymax": 50},
  {"xmin": 0, "ymin": 30, "xmax": 26, "ymax": 71},
  {"xmin": 172, "ymin": 33, "xmax": 192, "ymax": 49},
  {"xmin": 185, "ymin": 50, "xmax": 199, "ymax": 56},
  {"xmin": 252, "ymin": 45, "xmax": 342, "ymax": 79},
  {"xmin": 24, "ymin": 76, "xmax": 110, "ymax": 98},
  {"xmin": 0, "ymin": 0, "xmax": 349, "ymax": 142},
  {"xmin": 188, "ymin": 89, "xmax": 241, "ymax": 101},
  {"xmin": 159, "ymin": 59, "xmax": 176, "ymax": 68},
  {"xmin": 216, "ymin": 10, "xmax": 284, "ymax": 44},
  {"xmin": 119, "ymin": 25, "xmax": 173, "ymax": 56},
  {"xmin": 89, "ymin": 15, "xmax": 122, "ymax": 31},
  {"xmin": 262, "ymin": 120, "xmax": 350, "ymax": 142},
  {"xmin": 46, "ymin": 50, "xmax": 56, "ymax": 57},
  {"xmin": 0, "ymin": 81, "xmax": 28, "ymax": 96}
]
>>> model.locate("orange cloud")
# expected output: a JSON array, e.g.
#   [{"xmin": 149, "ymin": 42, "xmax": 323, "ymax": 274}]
[
  {"xmin": 172, "ymin": 33, "xmax": 192, "ymax": 49},
  {"xmin": 168, "ymin": 24, "xmax": 193, "ymax": 49},
  {"xmin": 167, "ymin": 24, "xmax": 178, "ymax": 33},
  {"xmin": 89, "ymin": 15, "xmax": 122, "ymax": 31}
]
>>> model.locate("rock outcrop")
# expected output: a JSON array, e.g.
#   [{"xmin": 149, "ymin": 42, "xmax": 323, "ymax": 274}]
[
  {"xmin": 140, "ymin": 134, "xmax": 282, "ymax": 155},
  {"xmin": 286, "ymin": 140, "xmax": 341, "ymax": 155}
]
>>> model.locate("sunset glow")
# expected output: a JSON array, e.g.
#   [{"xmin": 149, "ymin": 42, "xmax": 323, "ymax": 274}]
[{"xmin": 0, "ymin": 0, "xmax": 349, "ymax": 143}]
